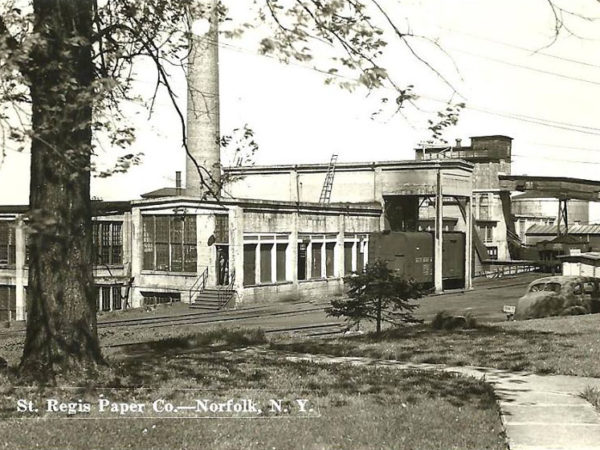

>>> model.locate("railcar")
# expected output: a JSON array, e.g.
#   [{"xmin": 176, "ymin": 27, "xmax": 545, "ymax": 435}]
[{"xmin": 368, "ymin": 231, "xmax": 465, "ymax": 289}]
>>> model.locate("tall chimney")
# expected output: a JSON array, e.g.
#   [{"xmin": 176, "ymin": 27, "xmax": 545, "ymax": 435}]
[
  {"xmin": 186, "ymin": 0, "xmax": 221, "ymax": 198},
  {"xmin": 175, "ymin": 171, "xmax": 182, "ymax": 196}
]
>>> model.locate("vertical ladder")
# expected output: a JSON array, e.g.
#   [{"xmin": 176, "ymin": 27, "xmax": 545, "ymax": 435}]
[{"xmin": 319, "ymin": 154, "xmax": 338, "ymax": 203}]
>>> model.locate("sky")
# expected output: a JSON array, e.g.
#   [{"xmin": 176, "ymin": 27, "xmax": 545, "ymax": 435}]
[{"xmin": 2, "ymin": 0, "xmax": 600, "ymax": 217}]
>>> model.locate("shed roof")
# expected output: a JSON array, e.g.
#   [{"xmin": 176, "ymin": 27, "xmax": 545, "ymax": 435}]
[
  {"xmin": 526, "ymin": 224, "xmax": 600, "ymax": 235},
  {"xmin": 558, "ymin": 252, "xmax": 600, "ymax": 261}
]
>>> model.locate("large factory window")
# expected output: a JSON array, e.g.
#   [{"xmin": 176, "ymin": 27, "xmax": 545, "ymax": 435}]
[
  {"xmin": 302, "ymin": 234, "xmax": 338, "ymax": 279},
  {"xmin": 243, "ymin": 234, "xmax": 289, "ymax": 286},
  {"xmin": 142, "ymin": 215, "xmax": 197, "ymax": 272},
  {"xmin": 0, "ymin": 221, "xmax": 16, "ymax": 267},
  {"xmin": 92, "ymin": 221, "xmax": 122, "ymax": 265}
]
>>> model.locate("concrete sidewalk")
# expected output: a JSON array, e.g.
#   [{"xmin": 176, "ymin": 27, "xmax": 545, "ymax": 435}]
[{"xmin": 280, "ymin": 352, "xmax": 600, "ymax": 450}]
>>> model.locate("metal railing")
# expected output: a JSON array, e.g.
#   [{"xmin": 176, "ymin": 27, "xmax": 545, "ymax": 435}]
[
  {"xmin": 188, "ymin": 266, "xmax": 208, "ymax": 303},
  {"xmin": 218, "ymin": 269, "xmax": 236, "ymax": 309}
]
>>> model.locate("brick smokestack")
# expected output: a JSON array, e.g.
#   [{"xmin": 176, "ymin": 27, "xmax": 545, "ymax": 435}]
[{"xmin": 186, "ymin": 0, "xmax": 221, "ymax": 198}]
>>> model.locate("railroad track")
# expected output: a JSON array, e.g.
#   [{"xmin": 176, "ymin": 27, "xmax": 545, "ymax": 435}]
[
  {"xmin": 104, "ymin": 321, "xmax": 346, "ymax": 350},
  {"xmin": 0, "ymin": 301, "xmax": 332, "ymax": 337}
]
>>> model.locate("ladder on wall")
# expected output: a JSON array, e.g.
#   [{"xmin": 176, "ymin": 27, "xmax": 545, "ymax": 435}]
[{"xmin": 319, "ymin": 154, "xmax": 338, "ymax": 204}]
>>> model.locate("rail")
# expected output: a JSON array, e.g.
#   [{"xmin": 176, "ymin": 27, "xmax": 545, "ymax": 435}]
[
  {"xmin": 188, "ymin": 266, "xmax": 208, "ymax": 303},
  {"xmin": 218, "ymin": 269, "xmax": 236, "ymax": 309}
]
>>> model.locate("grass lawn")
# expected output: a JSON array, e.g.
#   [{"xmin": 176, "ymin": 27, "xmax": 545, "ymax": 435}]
[
  {"xmin": 271, "ymin": 313, "xmax": 600, "ymax": 377},
  {"xmin": 0, "ymin": 329, "xmax": 506, "ymax": 450}
]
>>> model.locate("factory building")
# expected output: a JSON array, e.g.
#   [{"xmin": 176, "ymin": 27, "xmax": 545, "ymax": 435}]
[{"xmin": 5, "ymin": 0, "xmax": 598, "ymax": 322}]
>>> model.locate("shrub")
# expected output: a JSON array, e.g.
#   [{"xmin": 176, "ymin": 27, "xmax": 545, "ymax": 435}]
[
  {"xmin": 327, "ymin": 259, "xmax": 422, "ymax": 334},
  {"xmin": 431, "ymin": 311, "xmax": 478, "ymax": 330}
]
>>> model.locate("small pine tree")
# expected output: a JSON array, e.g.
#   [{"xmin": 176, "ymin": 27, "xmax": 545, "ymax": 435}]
[{"xmin": 327, "ymin": 260, "xmax": 422, "ymax": 334}]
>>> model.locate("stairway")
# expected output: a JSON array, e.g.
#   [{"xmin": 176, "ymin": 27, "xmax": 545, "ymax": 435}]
[{"xmin": 189, "ymin": 288, "xmax": 236, "ymax": 310}]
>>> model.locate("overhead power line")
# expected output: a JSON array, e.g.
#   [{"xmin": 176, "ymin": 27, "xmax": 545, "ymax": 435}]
[
  {"xmin": 438, "ymin": 27, "xmax": 600, "ymax": 70},
  {"xmin": 452, "ymin": 48, "xmax": 600, "ymax": 88}
]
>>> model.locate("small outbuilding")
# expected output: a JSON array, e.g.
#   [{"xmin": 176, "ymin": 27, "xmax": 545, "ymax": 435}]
[{"xmin": 559, "ymin": 252, "xmax": 600, "ymax": 277}]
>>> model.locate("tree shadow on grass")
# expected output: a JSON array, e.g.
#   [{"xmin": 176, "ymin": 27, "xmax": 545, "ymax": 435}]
[{"xmin": 269, "ymin": 324, "xmax": 579, "ymax": 375}]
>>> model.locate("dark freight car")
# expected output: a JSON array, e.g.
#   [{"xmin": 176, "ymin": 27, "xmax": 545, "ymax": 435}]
[{"xmin": 369, "ymin": 231, "xmax": 465, "ymax": 289}]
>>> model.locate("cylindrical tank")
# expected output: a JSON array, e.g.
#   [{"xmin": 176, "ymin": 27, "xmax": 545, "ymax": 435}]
[{"xmin": 512, "ymin": 198, "xmax": 589, "ymax": 224}]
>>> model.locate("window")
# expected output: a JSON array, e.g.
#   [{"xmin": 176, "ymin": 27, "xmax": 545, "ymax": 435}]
[
  {"xmin": 311, "ymin": 242, "xmax": 322, "ymax": 279},
  {"xmin": 112, "ymin": 286, "xmax": 122, "ymax": 310},
  {"xmin": 297, "ymin": 242, "xmax": 308, "ymax": 281},
  {"xmin": 487, "ymin": 246, "xmax": 498, "ymax": 260},
  {"xmin": 301, "ymin": 234, "xmax": 338, "ymax": 279},
  {"xmin": 344, "ymin": 242, "xmax": 353, "ymax": 274},
  {"xmin": 101, "ymin": 286, "xmax": 111, "ymax": 311},
  {"xmin": 343, "ymin": 235, "xmax": 369, "ymax": 275},
  {"xmin": 477, "ymin": 224, "xmax": 495, "ymax": 243},
  {"xmin": 0, "ymin": 286, "xmax": 16, "ymax": 321},
  {"xmin": 0, "ymin": 221, "xmax": 16, "ymax": 267},
  {"xmin": 260, "ymin": 243, "xmax": 273, "ymax": 283},
  {"xmin": 142, "ymin": 215, "xmax": 197, "ymax": 272},
  {"xmin": 276, "ymin": 244, "xmax": 287, "ymax": 282},
  {"xmin": 530, "ymin": 282, "xmax": 561, "ymax": 293},
  {"xmin": 140, "ymin": 291, "xmax": 180, "ymax": 306},
  {"xmin": 243, "ymin": 234, "xmax": 289, "ymax": 286},
  {"xmin": 92, "ymin": 221, "xmax": 123, "ymax": 265},
  {"xmin": 243, "ymin": 244, "xmax": 257, "ymax": 286},
  {"xmin": 479, "ymin": 195, "xmax": 490, "ymax": 220},
  {"xmin": 325, "ymin": 243, "xmax": 335, "ymax": 277},
  {"xmin": 215, "ymin": 215, "xmax": 229, "ymax": 243}
]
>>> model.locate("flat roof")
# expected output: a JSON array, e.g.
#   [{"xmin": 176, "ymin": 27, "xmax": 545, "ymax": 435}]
[
  {"xmin": 0, "ymin": 201, "xmax": 132, "ymax": 215},
  {"xmin": 223, "ymin": 158, "xmax": 474, "ymax": 174},
  {"xmin": 133, "ymin": 196, "xmax": 382, "ymax": 214}
]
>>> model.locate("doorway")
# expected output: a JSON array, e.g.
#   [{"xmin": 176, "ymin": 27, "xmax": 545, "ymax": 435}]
[{"xmin": 216, "ymin": 245, "xmax": 229, "ymax": 286}]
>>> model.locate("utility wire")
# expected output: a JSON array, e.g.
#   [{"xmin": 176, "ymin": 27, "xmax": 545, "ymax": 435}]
[
  {"xmin": 438, "ymin": 27, "xmax": 600, "ymax": 70},
  {"xmin": 452, "ymin": 48, "xmax": 600, "ymax": 88}
]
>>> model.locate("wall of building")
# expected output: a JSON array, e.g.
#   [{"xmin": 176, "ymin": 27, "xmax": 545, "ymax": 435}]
[
  {"xmin": 225, "ymin": 161, "xmax": 474, "ymax": 204},
  {"xmin": 229, "ymin": 203, "xmax": 381, "ymax": 304}
]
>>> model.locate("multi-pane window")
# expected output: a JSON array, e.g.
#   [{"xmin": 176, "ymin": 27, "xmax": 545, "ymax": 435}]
[
  {"xmin": 478, "ymin": 194, "xmax": 491, "ymax": 221},
  {"xmin": 243, "ymin": 234, "xmax": 289, "ymax": 286},
  {"xmin": 101, "ymin": 286, "xmax": 111, "ymax": 312},
  {"xmin": 92, "ymin": 221, "xmax": 123, "ymax": 265},
  {"xmin": 142, "ymin": 215, "xmax": 197, "ymax": 272},
  {"xmin": 0, "ymin": 221, "xmax": 16, "ymax": 266},
  {"xmin": 299, "ymin": 234, "xmax": 338, "ymax": 279},
  {"xmin": 478, "ymin": 224, "xmax": 495, "ymax": 243},
  {"xmin": 487, "ymin": 246, "xmax": 498, "ymax": 260},
  {"xmin": 214, "ymin": 215, "xmax": 229, "ymax": 243},
  {"xmin": 0, "ymin": 286, "xmax": 16, "ymax": 321},
  {"xmin": 343, "ymin": 234, "xmax": 369, "ymax": 275},
  {"xmin": 95, "ymin": 285, "xmax": 125, "ymax": 312}
]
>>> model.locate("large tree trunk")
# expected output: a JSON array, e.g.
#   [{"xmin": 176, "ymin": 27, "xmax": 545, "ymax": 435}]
[{"xmin": 19, "ymin": 0, "xmax": 104, "ymax": 380}]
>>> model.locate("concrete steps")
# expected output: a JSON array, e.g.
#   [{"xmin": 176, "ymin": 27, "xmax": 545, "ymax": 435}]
[{"xmin": 190, "ymin": 288, "xmax": 236, "ymax": 310}]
